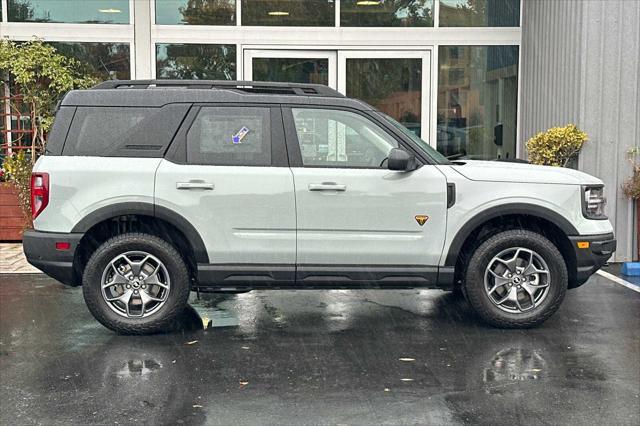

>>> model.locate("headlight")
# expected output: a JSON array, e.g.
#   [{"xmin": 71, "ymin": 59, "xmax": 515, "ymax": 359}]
[{"xmin": 582, "ymin": 185, "xmax": 607, "ymax": 219}]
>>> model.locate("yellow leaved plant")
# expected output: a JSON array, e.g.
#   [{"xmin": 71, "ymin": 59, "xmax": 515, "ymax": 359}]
[{"xmin": 526, "ymin": 124, "xmax": 588, "ymax": 167}]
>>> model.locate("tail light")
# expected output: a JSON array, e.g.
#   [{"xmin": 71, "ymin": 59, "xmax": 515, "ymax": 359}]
[{"xmin": 31, "ymin": 172, "xmax": 49, "ymax": 220}]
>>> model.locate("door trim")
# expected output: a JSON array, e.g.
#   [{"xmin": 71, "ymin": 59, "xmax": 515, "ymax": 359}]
[{"xmin": 195, "ymin": 263, "xmax": 453, "ymax": 289}]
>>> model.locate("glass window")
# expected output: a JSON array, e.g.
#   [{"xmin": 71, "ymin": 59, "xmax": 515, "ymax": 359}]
[
  {"xmin": 51, "ymin": 42, "xmax": 131, "ymax": 80},
  {"xmin": 187, "ymin": 107, "xmax": 272, "ymax": 166},
  {"xmin": 439, "ymin": 0, "xmax": 520, "ymax": 27},
  {"xmin": 345, "ymin": 58, "xmax": 423, "ymax": 136},
  {"xmin": 252, "ymin": 58, "xmax": 329, "ymax": 85},
  {"xmin": 341, "ymin": 0, "xmax": 433, "ymax": 27},
  {"xmin": 241, "ymin": 0, "xmax": 334, "ymax": 26},
  {"xmin": 155, "ymin": 0, "xmax": 235, "ymax": 25},
  {"xmin": 63, "ymin": 105, "xmax": 189, "ymax": 157},
  {"xmin": 292, "ymin": 108, "xmax": 398, "ymax": 168},
  {"xmin": 8, "ymin": 0, "xmax": 130, "ymax": 24},
  {"xmin": 64, "ymin": 108, "xmax": 149, "ymax": 156},
  {"xmin": 156, "ymin": 44, "xmax": 236, "ymax": 80},
  {"xmin": 437, "ymin": 45, "xmax": 519, "ymax": 160}
]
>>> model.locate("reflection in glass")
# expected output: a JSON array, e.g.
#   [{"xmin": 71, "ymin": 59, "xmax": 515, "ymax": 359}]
[
  {"xmin": 8, "ymin": 0, "xmax": 130, "ymax": 24},
  {"xmin": 156, "ymin": 44, "xmax": 236, "ymax": 80},
  {"xmin": 51, "ymin": 42, "xmax": 131, "ymax": 80},
  {"xmin": 437, "ymin": 45, "xmax": 519, "ymax": 160},
  {"xmin": 346, "ymin": 58, "xmax": 422, "ymax": 136},
  {"xmin": 341, "ymin": 0, "xmax": 433, "ymax": 27},
  {"xmin": 439, "ymin": 0, "xmax": 520, "ymax": 27},
  {"xmin": 252, "ymin": 58, "xmax": 329, "ymax": 85},
  {"xmin": 241, "ymin": 0, "xmax": 334, "ymax": 26},
  {"xmin": 155, "ymin": 0, "xmax": 235, "ymax": 25}
]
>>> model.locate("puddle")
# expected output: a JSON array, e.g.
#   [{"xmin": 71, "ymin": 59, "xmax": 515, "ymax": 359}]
[
  {"xmin": 483, "ymin": 348, "xmax": 546, "ymax": 382},
  {"xmin": 116, "ymin": 359, "xmax": 163, "ymax": 378},
  {"xmin": 188, "ymin": 297, "xmax": 240, "ymax": 329}
]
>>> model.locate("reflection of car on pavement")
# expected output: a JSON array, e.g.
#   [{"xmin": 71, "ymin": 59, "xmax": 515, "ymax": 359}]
[{"xmin": 24, "ymin": 80, "xmax": 615, "ymax": 334}]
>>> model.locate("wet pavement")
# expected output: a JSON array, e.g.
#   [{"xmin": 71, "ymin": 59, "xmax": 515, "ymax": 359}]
[{"xmin": 0, "ymin": 274, "xmax": 638, "ymax": 426}]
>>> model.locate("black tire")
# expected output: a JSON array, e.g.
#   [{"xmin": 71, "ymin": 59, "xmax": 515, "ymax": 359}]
[
  {"xmin": 82, "ymin": 233, "xmax": 191, "ymax": 335},
  {"xmin": 464, "ymin": 229, "xmax": 568, "ymax": 328}
]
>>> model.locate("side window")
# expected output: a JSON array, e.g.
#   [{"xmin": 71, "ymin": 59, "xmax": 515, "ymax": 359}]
[
  {"xmin": 291, "ymin": 108, "xmax": 398, "ymax": 168},
  {"xmin": 62, "ymin": 104, "xmax": 189, "ymax": 157},
  {"xmin": 187, "ymin": 106, "xmax": 271, "ymax": 166}
]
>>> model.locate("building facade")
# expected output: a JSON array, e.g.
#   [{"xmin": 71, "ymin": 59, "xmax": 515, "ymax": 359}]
[{"xmin": 0, "ymin": 0, "xmax": 636, "ymax": 261}]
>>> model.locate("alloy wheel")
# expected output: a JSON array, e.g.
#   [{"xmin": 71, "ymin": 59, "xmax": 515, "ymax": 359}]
[
  {"xmin": 483, "ymin": 247, "xmax": 551, "ymax": 313},
  {"xmin": 100, "ymin": 251, "xmax": 171, "ymax": 318}
]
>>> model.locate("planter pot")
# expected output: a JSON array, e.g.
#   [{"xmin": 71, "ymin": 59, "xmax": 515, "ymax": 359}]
[{"xmin": 0, "ymin": 182, "xmax": 29, "ymax": 241}]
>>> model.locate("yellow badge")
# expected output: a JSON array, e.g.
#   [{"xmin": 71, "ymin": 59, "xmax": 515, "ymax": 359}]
[{"xmin": 415, "ymin": 215, "xmax": 429, "ymax": 226}]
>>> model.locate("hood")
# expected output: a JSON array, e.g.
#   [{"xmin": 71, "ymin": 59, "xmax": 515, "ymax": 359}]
[{"xmin": 449, "ymin": 160, "xmax": 603, "ymax": 185}]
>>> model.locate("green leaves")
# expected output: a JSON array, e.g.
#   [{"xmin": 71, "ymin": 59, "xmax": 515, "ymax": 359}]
[
  {"xmin": 526, "ymin": 124, "xmax": 588, "ymax": 167},
  {"xmin": 0, "ymin": 38, "xmax": 98, "ymax": 152}
]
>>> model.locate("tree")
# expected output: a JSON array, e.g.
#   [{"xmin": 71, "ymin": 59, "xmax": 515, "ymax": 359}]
[
  {"xmin": 0, "ymin": 38, "xmax": 97, "ymax": 159},
  {"xmin": 180, "ymin": 0, "xmax": 235, "ymax": 25}
]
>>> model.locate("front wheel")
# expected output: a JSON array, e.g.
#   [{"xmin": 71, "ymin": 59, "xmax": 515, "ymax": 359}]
[
  {"xmin": 464, "ymin": 230, "xmax": 568, "ymax": 328},
  {"xmin": 82, "ymin": 233, "xmax": 191, "ymax": 335}
]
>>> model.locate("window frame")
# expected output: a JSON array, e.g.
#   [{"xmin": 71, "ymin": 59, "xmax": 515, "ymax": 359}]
[
  {"xmin": 166, "ymin": 103, "xmax": 288, "ymax": 167},
  {"xmin": 282, "ymin": 105, "xmax": 430, "ymax": 169}
]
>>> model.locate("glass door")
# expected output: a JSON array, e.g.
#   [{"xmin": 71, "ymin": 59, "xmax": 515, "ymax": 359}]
[
  {"xmin": 243, "ymin": 50, "xmax": 337, "ymax": 88},
  {"xmin": 338, "ymin": 50, "xmax": 431, "ymax": 141}
]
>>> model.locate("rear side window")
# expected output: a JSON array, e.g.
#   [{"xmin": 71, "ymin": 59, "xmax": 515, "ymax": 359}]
[
  {"xmin": 63, "ymin": 104, "xmax": 189, "ymax": 157},
  {"xmin": 187, "ymin": 106, "xmax": 271, "ymax": 166}
]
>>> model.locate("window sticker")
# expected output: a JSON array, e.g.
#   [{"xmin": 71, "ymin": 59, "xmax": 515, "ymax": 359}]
[{"xmin": 232, "ymin": 126, "xmax": 250, "ymax": 144}]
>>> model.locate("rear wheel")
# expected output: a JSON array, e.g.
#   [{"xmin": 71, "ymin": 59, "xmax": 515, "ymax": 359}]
[
  {"xmin": 82, "ymin": 233, "xmax": 191, "ymax": 334},
  {"xmin": 464, "ymin": 229, "xmax": 567, "ymax": 328}
]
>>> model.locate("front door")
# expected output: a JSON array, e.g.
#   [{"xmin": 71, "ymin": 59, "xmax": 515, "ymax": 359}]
[{"xmin": 284, "ymin": 106, "xmax": 448, "ymax": 284}]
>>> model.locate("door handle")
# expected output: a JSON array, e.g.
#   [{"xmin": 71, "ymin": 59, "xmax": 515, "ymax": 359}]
[
  {"xmin": 308, "ymin": 182, "xmax": 347, "ymax": 192},
  {"xmin": 176, "ymin": 181, "xmax": 215, "ymax": 190}
]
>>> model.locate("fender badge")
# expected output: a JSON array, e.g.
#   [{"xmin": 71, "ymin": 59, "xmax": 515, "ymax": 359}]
[{"xmin": 415, "ymin": 215, "xmax": 429, "ymax": 226}]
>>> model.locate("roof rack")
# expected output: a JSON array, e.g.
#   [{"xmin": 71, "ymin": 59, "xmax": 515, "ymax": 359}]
[{"xmin": 91, "ymin": 79, "xmax": 344, "ymax": 98}]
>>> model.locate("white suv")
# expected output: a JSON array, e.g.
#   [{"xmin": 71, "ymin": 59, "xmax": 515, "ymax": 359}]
[{"xmin": 23, "ymin": 80, "xmax": 616, "ymax": 334}]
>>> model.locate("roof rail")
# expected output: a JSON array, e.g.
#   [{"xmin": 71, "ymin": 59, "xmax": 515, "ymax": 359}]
[{"xmin": 91, "ymin": 80, "xmax": 344, "ymax": 97}]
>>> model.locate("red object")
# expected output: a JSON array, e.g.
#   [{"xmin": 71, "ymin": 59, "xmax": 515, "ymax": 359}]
[
  {"xmin": 0, "ymin": 183, "xmax": 28, "ymax": 241},
  {"xmin": 55, "ymin": 241, "xmax": 71, "ymax": 251},
  {"xmin": 31, "ymin": 172, "xmax": 49, "ymax": 220}
]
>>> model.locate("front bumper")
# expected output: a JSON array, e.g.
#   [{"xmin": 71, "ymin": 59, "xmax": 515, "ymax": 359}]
[
  {"xmin": 22, "ymin": 230, "xmax": 84, "ymax": 286},
  {"xmin": 568, "ymin": 233, "xmax": 616, "ymax": 288}
]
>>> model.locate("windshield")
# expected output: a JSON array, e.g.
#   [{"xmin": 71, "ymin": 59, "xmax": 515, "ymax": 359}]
[{"xmin": 377, "ymin": 113, "xmax": 450, "ymax": 165}]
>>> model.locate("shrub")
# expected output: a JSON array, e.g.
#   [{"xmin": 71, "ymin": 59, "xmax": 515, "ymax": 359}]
[
  {"xmin": 623, "ymin": 147, "xmax": 640, "ymax": 200},
  {"xmin": 0, "ymin": 38, "xmax": 97, "ymax": 159},
  {"xmin": 526, "ymin": 124, "xmax": 588, "ymax": 167}
]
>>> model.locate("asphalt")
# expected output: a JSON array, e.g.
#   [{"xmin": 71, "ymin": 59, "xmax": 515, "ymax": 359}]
[{"xmin": 0, "ymin": 274, "xmax": 638, "ymax": 426}]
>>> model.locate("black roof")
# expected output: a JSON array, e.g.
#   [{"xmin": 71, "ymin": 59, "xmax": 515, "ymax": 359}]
[{"xmin": 62, "ymin": 80, "xmax": 372, "ymax": 110}]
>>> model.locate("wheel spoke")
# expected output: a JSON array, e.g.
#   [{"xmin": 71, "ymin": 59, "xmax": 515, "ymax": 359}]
[
  {"xmin": 102, "ymin": 263, "xmax": 129, "ymax": 288},
  {"xmin": 106, "ymin": 288, "xmax": 133, "ymax": 303},
  {"xmin": 143, "ymin": 264, "xmax": 168, "ymax": 288},
  {"xmin": 494, "ymin": 256, "xmax": 517, "ymax": 274}
]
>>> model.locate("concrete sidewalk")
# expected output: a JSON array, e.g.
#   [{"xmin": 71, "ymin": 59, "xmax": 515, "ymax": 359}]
[{"xmin": 0, "ymin": 243, "xmax": 41, "ymax": 273}]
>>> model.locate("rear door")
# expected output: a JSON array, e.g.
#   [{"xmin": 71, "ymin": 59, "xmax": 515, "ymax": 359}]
[{"xmin": 155, "ymin": 104, "xmax": 296, "ymax": 284}]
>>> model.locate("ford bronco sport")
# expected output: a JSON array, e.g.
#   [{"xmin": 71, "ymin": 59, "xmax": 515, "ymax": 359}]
[{"xmin": 23, "ymin": 80, "xmax": 616, "ymax": 334}]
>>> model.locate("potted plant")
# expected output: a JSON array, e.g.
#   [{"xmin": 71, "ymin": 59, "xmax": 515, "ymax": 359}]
[
  {"xmin": 622, "ymin": 147, "xmax": 640, "ymax": 261},
  {"xmin": 526, "ymin": 124, "xmax": 588, "ymax": 167}
]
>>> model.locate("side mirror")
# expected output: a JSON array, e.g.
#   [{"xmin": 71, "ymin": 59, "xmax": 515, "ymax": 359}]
[{"xmin": 387, "ymin": 148, "xmax": 418, "ymax": 171}]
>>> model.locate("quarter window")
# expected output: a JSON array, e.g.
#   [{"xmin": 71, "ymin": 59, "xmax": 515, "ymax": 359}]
[
  {"xmin": 187, "ymin": 107, "xmax": 272, "ymax": 166},
  {"xmin": 291, "ymin": 108, "xmax": 398, "ymax": 168}
]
